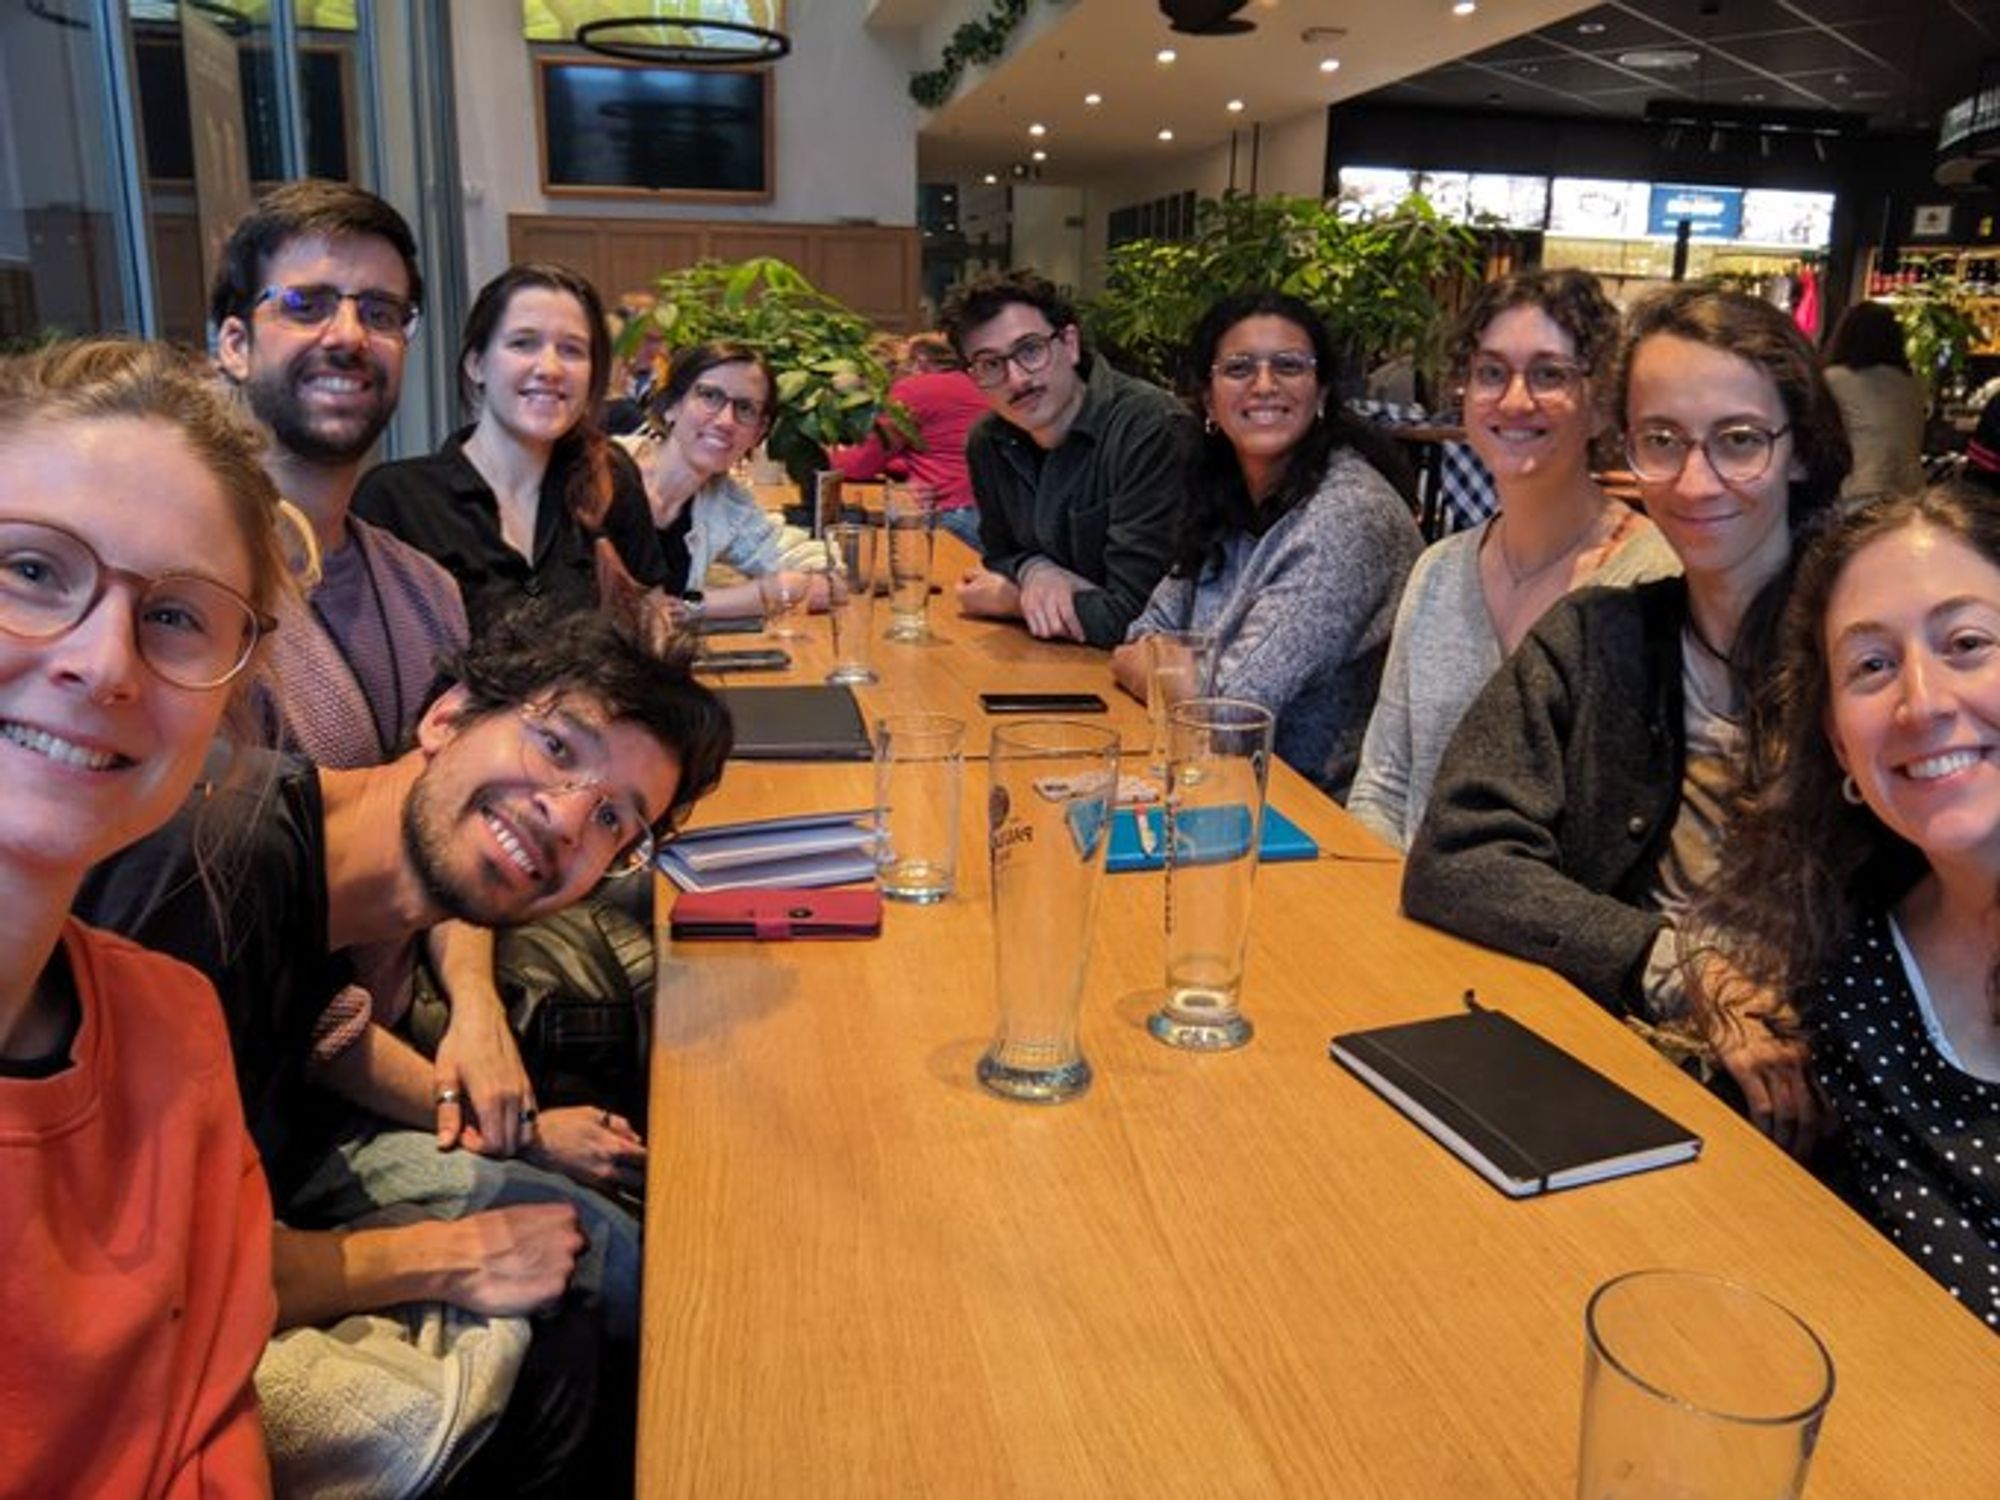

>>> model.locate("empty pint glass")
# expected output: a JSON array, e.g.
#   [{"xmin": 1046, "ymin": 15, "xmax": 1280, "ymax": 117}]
[
  {"xmin": 873, "ymin": 713, "xmax": 964, "ymax": 904},
  {"xmin": 1144, "ymin": 629, "xmax": 1215, "ymax": 778},
  {"xmin": 1147, "ymin": 698, "xmax": 1274, "ymax": 1052},
  {"xmin": 883, "ymin": 482, "xmax": 938, "ymax": 642},
  {"xmin": 979, "ymin": 721, "xmax": 1121, "ymax": 1103},
  {"xmin": 824, "ymin": 523, "xmax": 878, "ymax": 686}
]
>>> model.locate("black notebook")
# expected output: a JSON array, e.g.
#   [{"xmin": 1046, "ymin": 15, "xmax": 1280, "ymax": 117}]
[
  {"xmin": 1328, "ymin": 1007, "xmax": 1702, "ymax": 1198},
  {"xmin": 714, "ymin": 685, "xmax": 873, "ymax": 762}
]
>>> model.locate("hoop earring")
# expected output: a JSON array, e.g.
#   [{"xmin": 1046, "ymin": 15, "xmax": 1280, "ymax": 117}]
[{"xmin": 1841, "ymin": 774, "xmax": 1865, "ymax": 806}]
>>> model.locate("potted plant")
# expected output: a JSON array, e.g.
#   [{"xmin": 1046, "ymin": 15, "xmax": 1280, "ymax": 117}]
[
  {"xmin": 618, "ymin": 257, "xmax": 915, "ymax": 491},
  {"xmin": 1893, "ymin": 278, "xmax": 1987, "ymax": 412},
  {"xmin": 1082, "ymin": 191, "xmax": 1481, "ymax": 396}
]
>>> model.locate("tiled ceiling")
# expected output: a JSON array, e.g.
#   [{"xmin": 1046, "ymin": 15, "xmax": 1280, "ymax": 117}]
[{"xmin": 1364, "ymin": 0, "xmax": 2000, "ymax": 135}]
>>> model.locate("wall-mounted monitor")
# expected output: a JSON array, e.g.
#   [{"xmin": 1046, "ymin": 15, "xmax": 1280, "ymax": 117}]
[{"xmin": 535, "ymin": 57, "xmax": 772, "ymax": 201}]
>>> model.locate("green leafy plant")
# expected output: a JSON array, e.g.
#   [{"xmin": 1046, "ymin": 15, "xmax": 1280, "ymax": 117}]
[
  {"xmin": 620, "ymin": 257, "xmax": 914, "ymax": 490},
  {"xmin": 1893, "ymin": 279, "xmax": 1986, "ymax": 408},
  {"xmin": 910, "ymin": 0, "xmax": 1035, "ymax": 110},
  {"xmin": 1082, "ymin": 191, "xmax": 1482, "ymax": 394}
]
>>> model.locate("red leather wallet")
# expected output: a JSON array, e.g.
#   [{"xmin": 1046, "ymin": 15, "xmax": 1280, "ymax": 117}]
[{"xmin": 669, "ymin": 887, "xmax": 884, "ymax": 941}]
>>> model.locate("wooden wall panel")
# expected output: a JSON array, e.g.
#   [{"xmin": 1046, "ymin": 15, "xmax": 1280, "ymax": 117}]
[{"xmin": 507, "ymin": 214, "xmax": 921, "ymax": 331}]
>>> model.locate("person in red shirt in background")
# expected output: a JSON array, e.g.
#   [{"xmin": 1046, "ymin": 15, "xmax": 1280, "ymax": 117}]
[
  {"xmin": 0, "ymin": 339, "xmax": 290, "ymax": 1498},
  {"xmin": 831, "ymin": 333, "xmax": 988, "ymax": 549}
]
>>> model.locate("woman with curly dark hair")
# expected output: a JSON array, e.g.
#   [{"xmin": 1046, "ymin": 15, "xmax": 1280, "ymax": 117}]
[
  {"xmin": 1350, "ymin": 269, "xmax": 1677, "ymax": 848},
  {"xmin": 1690, "ymin": 484, "xmax": 1998, "ymax": 1329},
  {"xmin": 1404, "ymin": 286, "xmax": 1851, "ymax": 1153},
  {"xmin": 1109, "ymin": 289, "xmax": 1423, "ymax": 797},
  {"xmin": 355, "ymin": 262, "xmax": 660, "ymax": 631}
]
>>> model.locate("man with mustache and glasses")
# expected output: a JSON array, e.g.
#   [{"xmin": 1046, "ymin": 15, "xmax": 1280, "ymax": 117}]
[
  {"xmin": 78, "ymin": 606, "xmax": 732, "ymax": 1496},
  {"xmin": 941, "ymin": 270, "xmax": 1196, "ymax": 645}
]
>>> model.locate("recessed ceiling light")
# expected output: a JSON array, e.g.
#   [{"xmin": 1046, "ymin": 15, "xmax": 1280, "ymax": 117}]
[
  {"xmin": 1156, "ymin": 48, "xmax": 1177, "ymax": 64},
  {"xmin": 1319, "ymin": 58, "xmax": 1340, "ymax": 74},
  {"xmin": 1577, "ymin": 20, "xmax": 1606, "ymax": 34},
  {"xmin": 1742, "ymin": 92, "xmax": 1765, "ymax": 102},
  {"xmin": 982, "ymin": 173, "xmax": 998, "ymax": 184},
  {"xmin": 1617, "ymin": 48, "xmax": 1701, "ymax": 69},
  {"xmin": 1226, "ymin": 98, "xmax": 1245, "ymax": 113},
  {"xmin": 1157, "ymin": 128, "xmax": 1175, "ymax": 142},
  {"xmin": 1029, "ymin": 123, "xmax": 1047, "ymax": 137},
  {"xmin": 1453, "ymin": 1, "xmax": 1477, "ymax": 15},
  {"xmin": 1833, "ymin": 74, "xmax": 1850, "ymax": 86},
  {"xmin": 1084, "ymin": 92, "xmax": 1103, "ymax": 106},
  {"xmin": 1031, "ymin": 148, "xmax": 1048, "ymax": 162}
]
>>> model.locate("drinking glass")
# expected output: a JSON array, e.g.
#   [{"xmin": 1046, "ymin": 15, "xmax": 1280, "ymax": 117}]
[
  {"xmin": 1147, "ymin": 698, "xmax": 1274, "ymax": 1052},
  {"xmin": 812, "ymin": 469, "xmax": 846, "ymax": 537},
  {"xmin": 873, "ymin": 713, "xmax": 964, "ymax": 904},
  {"xmin": 758, "ymin": 569, "xmax": 810, "ymax": 641},
  {"xmin": 824, "ymin": 523, "xmax": 879, "ymax": 686},
  {"xmin": 979, "ymin": 720, "xmax": 1121, "ymax": 1103},
  {"xmin": 883, "ymin": 482, "xmax": 938, "ymax": 642},
  {"xmin": 1145, "ymin": 629, "xmax": 1215, "ymax": 778},
  {"xmin": 1577, "ymin": 1269, "xmax": 1835, "ymax": 1499}
]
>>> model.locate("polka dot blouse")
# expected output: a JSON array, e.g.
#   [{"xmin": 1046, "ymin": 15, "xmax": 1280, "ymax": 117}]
[{"xmin": 1811, "ymin": 908, "xmax": 1999, "ymax": 1332}]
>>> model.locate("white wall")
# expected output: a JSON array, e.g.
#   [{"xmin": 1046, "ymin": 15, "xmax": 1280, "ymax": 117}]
[
  {"xmin": 1073, "ymin": 104, "xmax": 1329, "ymax": 294},
  {"xmin": 1010, "ymin": 184, "xmax": 1086, "ymax": 290},
  {"xmin": 450, "ymin": 0, "xmax": 922, "ymax": 288}
]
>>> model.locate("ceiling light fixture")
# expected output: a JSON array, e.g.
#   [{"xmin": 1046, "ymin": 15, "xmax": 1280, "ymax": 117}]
[
  {"xmin": 1084, "ymin": 92, "xmax": 1103, "ymax": 106},
  {"xmin": 1319, "ymin": 58, "xmax": 1340, "ymax": 74},
  {"xmin": 1157, "ymin": 128, "xmax": 1175, "ymax": 141},
  {"xmin": 1031, "ymin": 148, "xmax": 1048, "ymax": 161},
  {"xmin": 1029, "ymin": 123, "xmax": 1047, "ymax": 137},
  {"xmin": 1156, "ymin": 48, "xmax": 1177, "ymax": 64},
  {"xmin": 1577, "ymin": 20, "xmax": 1606, "ymax": 34},
  {"xmin": 1452, "ymin": 1, "xmax": 1476, "ymax": 15},
  {"xmin": 983, "ymin": 173, "xmax": 999, "ymax": 184},
  {"xmin": 1226, "ymin": 98, "xmax": 1245, "ymax": 112}
]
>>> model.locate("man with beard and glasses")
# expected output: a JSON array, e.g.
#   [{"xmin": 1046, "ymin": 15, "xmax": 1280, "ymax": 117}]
[
  {"xmin": 77, "ymin": 606, "xmax": 733, "ymax": 1496},
  {"xmin": 210, "ymin": 181, "xmax": 556, "ymax": 1170},
  {"xmin": 942, "ymin": 269, "xmax": 1196, "ymax": 646}
]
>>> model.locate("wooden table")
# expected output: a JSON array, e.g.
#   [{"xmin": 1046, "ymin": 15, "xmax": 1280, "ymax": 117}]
[{"xmin": 640, "ymin": 570, "xmax": 2000, "ymax": 1497}]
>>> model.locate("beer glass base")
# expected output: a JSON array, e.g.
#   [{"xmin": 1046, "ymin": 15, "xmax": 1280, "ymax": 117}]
[
  {"xmin": 826, "ymin": 664, "xmax": 879, "ymax": 685},
  {"xmin": 884, "ymin": 622, "xmax": 931, "ymax": 643},
  {"xmin": 1147, "ymin": 998, "xmax": 1253, "ymax": 1052},
  {"xmin": 976, "ymin": 1050, "xmax": 1092, "ymax": 1103},
  {"xmin": 880, "ymin": 859, "xmax": 953, "ymax": 904}
]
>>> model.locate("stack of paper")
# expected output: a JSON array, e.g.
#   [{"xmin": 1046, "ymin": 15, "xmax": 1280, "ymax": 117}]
[{"xmin": 657, "ymin": 810, "xmax": 879, "ymax": 892}]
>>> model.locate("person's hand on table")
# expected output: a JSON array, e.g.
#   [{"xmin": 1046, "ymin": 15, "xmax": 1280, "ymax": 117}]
[
  {"xmin": 1017, "ymin": 560, "xmax": 1090, "ymax": 641},
  {"xmin": 526, "ymin": 1106, "xmax": 648, "ymax": 1194},
  {"xmin": 1110, "ymin": 639, "xmax": 1149, "ymax": 700},
  {"xmin": 955, "ymin": 566, "xmax": 1022, "ymax": 619}
]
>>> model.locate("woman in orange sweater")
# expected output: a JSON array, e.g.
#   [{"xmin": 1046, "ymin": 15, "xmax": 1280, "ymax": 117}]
[{"xmin": 0, "ymin": 340, "xmax": 290, "ymax": 1497}]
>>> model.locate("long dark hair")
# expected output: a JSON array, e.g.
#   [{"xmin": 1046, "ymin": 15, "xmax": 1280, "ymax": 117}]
[
  {"xmin": 459, "ymin": 262, "xmax": 616, "ymax": 528},
  {"xmin": 1172, "ymin": 289, "xmax": 1416, "ymax": 579},
  {"xmin": 1687, "ymin": 485, "xmax": 1993, "ymax": 1021},
  {"xmin": 1824, "ymin": 299, "xmax": 1912, "ymax": 374}
]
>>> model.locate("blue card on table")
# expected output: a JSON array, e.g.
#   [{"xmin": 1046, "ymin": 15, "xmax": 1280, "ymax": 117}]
[{"xmin": 1105, "ymin": 805, "xmax": 1319, "ymax": 873}]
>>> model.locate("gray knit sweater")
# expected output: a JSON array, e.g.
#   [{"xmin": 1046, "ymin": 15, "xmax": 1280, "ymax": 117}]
[{"xmin": 1126, "ymin": 450, "xmax": 1421, "ymax": 797}]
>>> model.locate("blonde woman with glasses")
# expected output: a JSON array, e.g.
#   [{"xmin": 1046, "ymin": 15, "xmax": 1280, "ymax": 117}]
[
  {"xmin": 1350, "ymin": 270, "xmax": 1676, "ymax": 848},
  {"xmin": 1111, "ymin": 289, "xmax": 1423, "ymax": 797}
]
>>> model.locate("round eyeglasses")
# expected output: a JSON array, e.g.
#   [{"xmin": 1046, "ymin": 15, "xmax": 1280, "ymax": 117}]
[
  {"xmin": 1211, "ymin": 351, "xmax": 1318, "ymax": 384},
  {"xmin": 515, "ymin": 704, "xmax": 659, "ymax": 878},
  {"xmin": 966, "ymin": 332, "xmax": 1060, "ymax": 389},
  {"xmin": 255, "ymin": 283, "xmax": 421, "ymax": 342},
  {"xmin": 0, "ymin": 518, "xmax": 273, "ymax": 690},
  {"xmin": 1625, "ymin": 423, "xmax": 1792, "ymax": 485},
  {"xmin": 1462, "ymin": 356, "xmax": 1583, "ymax": 405},
  {"xmin": 686, "ymin": 381, "xmax": 768, "ymax": 428}
]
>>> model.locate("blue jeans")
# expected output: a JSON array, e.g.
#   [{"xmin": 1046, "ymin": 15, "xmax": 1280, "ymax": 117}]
[
  {"xmin": 937, "ymin": 503, "xmax": 984, "ymax": 552},
  {"xmin": 284, "ymin": 1121, "xmax": 642, "ymax": 1347}
]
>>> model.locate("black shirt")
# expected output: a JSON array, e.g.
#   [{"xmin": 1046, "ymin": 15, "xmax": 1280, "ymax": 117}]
[
  {"xmin": 74, "ymin": 752, "xmax": 345, "ymax": 1200},
  {"xmin": 353, "ymin": 428, "xmax": 662, "ymax": 633}
]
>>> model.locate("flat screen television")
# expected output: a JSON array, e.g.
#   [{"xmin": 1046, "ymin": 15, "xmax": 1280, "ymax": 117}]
[{"xmin": 536, "ymin": 57, "xmax": 772, "ymax": 201}]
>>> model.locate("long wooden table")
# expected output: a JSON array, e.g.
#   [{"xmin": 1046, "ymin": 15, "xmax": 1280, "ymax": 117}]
[{"xmin": 640, "ymin": 565, "xmax": 2000, "ymax": 1496}]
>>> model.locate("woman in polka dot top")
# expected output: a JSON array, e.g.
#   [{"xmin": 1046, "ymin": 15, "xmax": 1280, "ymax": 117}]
[{"xmin": 1693, "ymin": 485, "xmax": 2000, "ymax": 1331}]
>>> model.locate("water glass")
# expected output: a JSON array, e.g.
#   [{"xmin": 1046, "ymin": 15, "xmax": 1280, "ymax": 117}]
[
  {"xmin": 812, "ymin": 469, "xmax": 846, "ymax": 536},
  {"xmin": 758, "ymin": 569, "xmax": 810, "ymax": 641},
  {"xmin": 883, "ymin": 482, "xmax": 938, "ymax": 642},
  {"xmin": 1145, "ymin": 629, "xmax": 1215, "ymax": 778},
  {"xmin": 873, "ymin": 713, "xmax": 964, "ymax": 904},
  {"xmin": 824, "ymin": 523, "xmax": 878, "ymax": 686},
  {"xmin": 1147, "ymin": 698, "xmax": 1274, "ymax": 1052},
  {"xmin": 979, "ymin": 720, "xmax": 1121, "ymax": 1104},
  {"xmin": 1577, "ymin": 1269, "xmax": 1835, "ymax": 1499}
]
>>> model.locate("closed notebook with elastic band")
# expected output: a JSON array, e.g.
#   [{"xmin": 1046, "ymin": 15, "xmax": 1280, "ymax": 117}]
[
  {"xmin": 1328, "ymin": 1005, "xmax": 1702, "ymax": 1198},
  {"xmin": 714, "ymin": 685, "xmax": 872, "ymax": 761}
]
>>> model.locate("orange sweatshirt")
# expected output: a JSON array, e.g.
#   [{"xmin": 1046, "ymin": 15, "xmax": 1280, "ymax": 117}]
[{"xmin": 0, "ymin": 920, "xmax": 276, "ymax": 1499}]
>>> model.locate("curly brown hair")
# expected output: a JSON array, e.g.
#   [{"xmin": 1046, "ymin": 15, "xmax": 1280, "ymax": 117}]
[{"xmin": 1685, "ymin": 485, "xmax": 1996, "ymax": 1017}]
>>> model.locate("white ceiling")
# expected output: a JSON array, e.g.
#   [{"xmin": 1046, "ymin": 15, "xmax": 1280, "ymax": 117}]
[{"xmin": 891, "ymin": 0, "xmax": 1600, "ymax": 183}]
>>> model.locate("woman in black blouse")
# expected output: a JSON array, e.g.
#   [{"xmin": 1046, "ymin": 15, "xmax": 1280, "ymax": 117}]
[
  {"xmin": 1693, "ymin": 485, "xmax": 1999, "ymax": 1329},
  {"xmin": 354, "ymin": 262, "xmax": 659, "ymax": 630}
]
